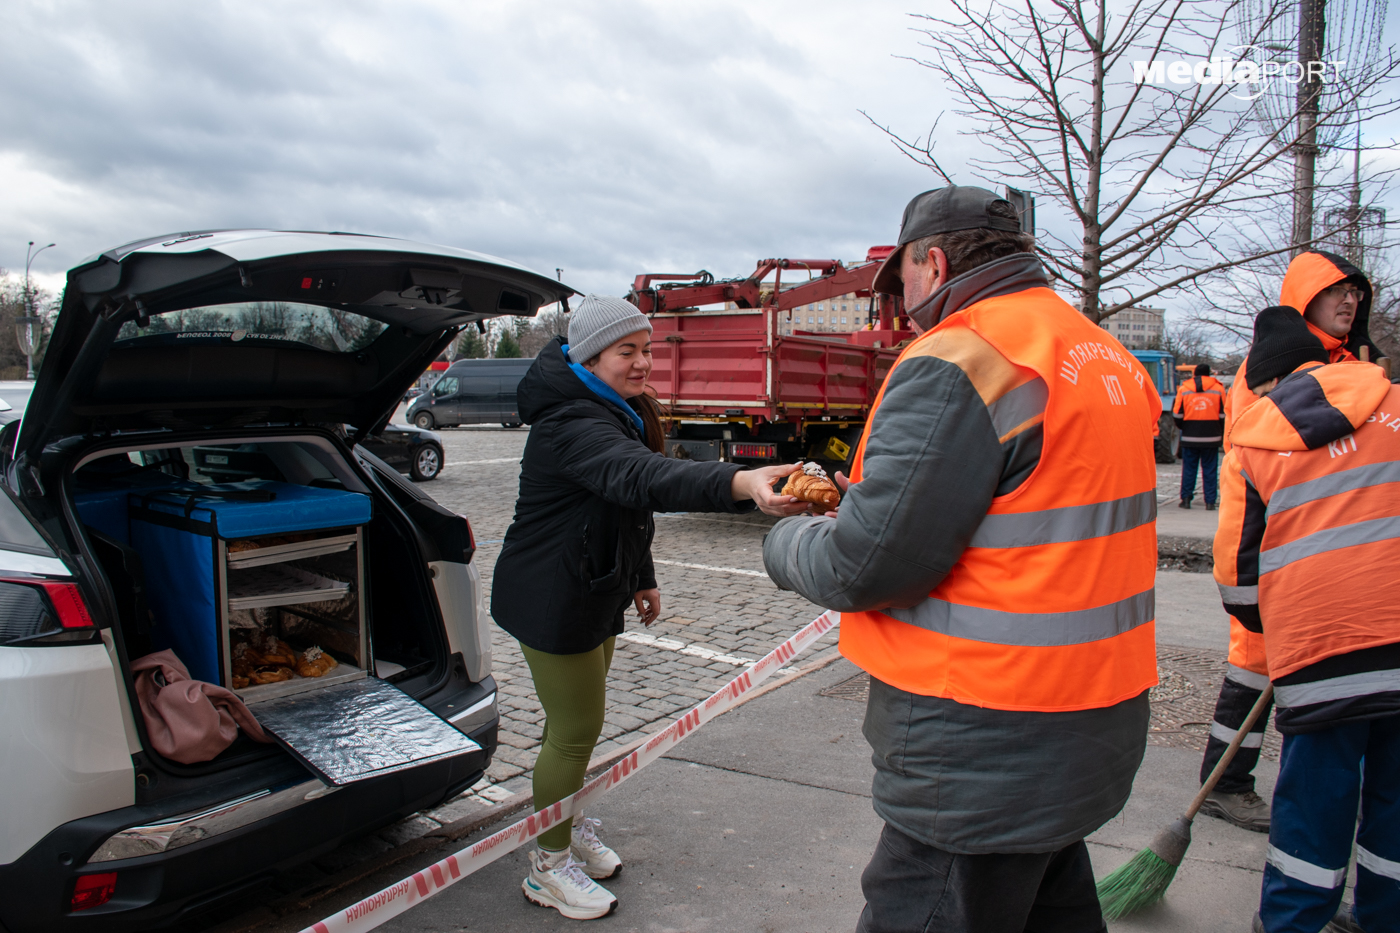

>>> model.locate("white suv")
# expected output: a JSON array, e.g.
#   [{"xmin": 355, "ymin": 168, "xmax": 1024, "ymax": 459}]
[{"xmin": 0, "ymin": 230, "xmax": 569, "ymax": 931}]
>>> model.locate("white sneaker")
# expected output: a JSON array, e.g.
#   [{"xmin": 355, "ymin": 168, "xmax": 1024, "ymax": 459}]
[
  {"xmin": 522, "ymin": 848, "xmax": 618, "ymax": 920},
  {"xmin": 571, "ymin": 816, "xmax": 623, "ymax": 879}
]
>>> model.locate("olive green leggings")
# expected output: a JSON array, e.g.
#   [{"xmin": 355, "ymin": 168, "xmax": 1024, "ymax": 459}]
[{"xmin": 519, "ymin": 636, "xmax": 615, "ymax": 851}]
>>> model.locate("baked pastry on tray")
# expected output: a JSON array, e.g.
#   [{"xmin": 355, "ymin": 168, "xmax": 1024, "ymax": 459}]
[
  {"xmin": 296, "ymin": 646, "xmax": 338, "ymax": 678},
  {"xmin": 782, "ymin": 462, "xmax": 841, "ymax": 512}
]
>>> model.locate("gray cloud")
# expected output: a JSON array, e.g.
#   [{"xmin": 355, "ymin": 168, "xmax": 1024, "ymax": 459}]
[{"xmin": 1, "ymin": 0, "xmax": 944, "ymax": 295}]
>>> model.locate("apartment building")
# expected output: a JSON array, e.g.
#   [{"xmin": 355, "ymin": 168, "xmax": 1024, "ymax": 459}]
[
  {"xmin": 1098, "ymin": 306, "xmax": 1164, "ymax": 349},
  {"xmin": 726, "ymin": 291, "xmax": 873, "ymax": 334}
]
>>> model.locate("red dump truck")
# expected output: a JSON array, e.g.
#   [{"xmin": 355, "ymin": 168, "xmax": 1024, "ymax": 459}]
[{"xmin": 626, "ymin": 248, "xmax": 911, "ymax": 470}]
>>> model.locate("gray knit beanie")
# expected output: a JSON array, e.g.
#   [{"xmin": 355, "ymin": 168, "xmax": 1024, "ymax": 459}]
[{"xmin": 567, "ymin": 296, "xmax": 653, "ymax": 364}]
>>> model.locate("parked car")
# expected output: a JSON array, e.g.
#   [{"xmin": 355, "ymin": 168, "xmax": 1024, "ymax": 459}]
[
  {"xmin": 0, "ymin": 229, "xmax": 571, "ymax": 931},
  {"xmin": 361, "ymin": 422, "xmax": 445, "ymax": 482},
  {"xmin": 406, "ymin": 357, "xmax": 532, "ymax": 430},
  {"xmin": 402, "ymin": 386, "xmax": 424, "ymax": 404}
]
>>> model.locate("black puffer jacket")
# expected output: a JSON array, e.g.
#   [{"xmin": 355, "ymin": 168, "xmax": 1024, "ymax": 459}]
[{"xmin": 491, "ymin": 338, "xmax": 750, "ymax": 654}]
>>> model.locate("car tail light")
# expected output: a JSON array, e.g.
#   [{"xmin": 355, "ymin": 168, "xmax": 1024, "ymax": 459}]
[
  {"xmin": 460, "ymin": 515, "xmax": 476, "ymax": 564},
  {"xmin": 730, "ymin": 442, "xmax": 777, "ymax": 459},
  {"xmin": 71, "ymin": 872, "xmax": 117, "ymax": 911},
  {"xmin": 40, "ymin": 583, "xmax": 95, "ymax": 628},
  {"xmin": 0, "ymin": 580, "xmax": 96, "ymax": 645}
]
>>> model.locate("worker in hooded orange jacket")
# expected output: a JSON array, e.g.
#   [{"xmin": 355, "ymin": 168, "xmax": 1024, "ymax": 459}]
[
  {"xmin": 1199, "ymin": 250, "xmax": 1383, "ymax": 834},
  {"xmin": 1214, "ymin": 305, "xmax": 1399, "ymax": 933}
]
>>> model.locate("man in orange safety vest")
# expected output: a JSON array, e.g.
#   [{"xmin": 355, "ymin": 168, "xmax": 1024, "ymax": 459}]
[{"xmin": 764, "ymin": 187, "xmax": 1160, "ymax": 933}]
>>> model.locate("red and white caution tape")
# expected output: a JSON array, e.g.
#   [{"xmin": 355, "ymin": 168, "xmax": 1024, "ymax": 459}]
[{"xmin": 301, "ymin": 610, "xmax": 839, "ymax": 933}]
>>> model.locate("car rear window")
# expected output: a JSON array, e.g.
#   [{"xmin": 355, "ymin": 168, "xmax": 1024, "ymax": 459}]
[{"xmin": 114, "ymin": 302, "xmax": 386, "ymax": 354}]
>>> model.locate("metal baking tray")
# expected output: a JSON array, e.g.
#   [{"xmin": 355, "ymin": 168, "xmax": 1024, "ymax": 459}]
[
  {"xmin": 234, "ymin": 662, "xmax": 366, "ymax": 704},
  {"xmin": 227, "ymin": 564, "xmax": 350, "ymax": 610},
  {"xmin": 249, "ymin": 677, "xmax": 481, "ymax": 785},
  {"xmin": 226, "ymin": 532, "xmax": 357, "ymax": 570}
]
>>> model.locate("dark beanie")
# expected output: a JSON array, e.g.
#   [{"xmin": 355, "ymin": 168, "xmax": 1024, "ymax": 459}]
[
  {"xmin": 1246, "ymin": 306, "xmax": 1329, "ymax": 389},
  {"xmin": 1193, "ymin": 363, "xmax": 1211, "ymax": 377}
]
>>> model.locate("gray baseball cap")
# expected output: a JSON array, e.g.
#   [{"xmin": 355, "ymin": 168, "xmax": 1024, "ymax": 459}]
[{"xmin": 872, "ymin": 186, "xmax": 1022, "ymax": 295}]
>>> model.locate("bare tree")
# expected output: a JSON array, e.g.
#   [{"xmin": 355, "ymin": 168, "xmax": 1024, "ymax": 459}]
[
  {"xmin": 1187, "ymin": 151, "xmax": 1396, "ymax": 353},
  {"xmin": 518, "ymin": 305, "xmax": 570, "ymax": 358},
  {"xmin": 871, "ymin": 0, "xmax": 1398, "ymax": 322}
]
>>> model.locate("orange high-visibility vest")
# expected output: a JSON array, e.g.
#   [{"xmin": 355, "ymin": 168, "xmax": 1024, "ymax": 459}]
[
  {"xmin": 1222, "ymin": 370, "xmax": 1400, "ymax": 683},
  {"xmin": 839, "ymin": 287, "xmax": 1161, "ymax": 712}
]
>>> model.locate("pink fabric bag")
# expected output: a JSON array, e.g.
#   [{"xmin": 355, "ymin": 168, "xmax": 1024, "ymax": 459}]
[{"xmin": 131, "ymin": 650, "xmax": 273, "ymax": 764}]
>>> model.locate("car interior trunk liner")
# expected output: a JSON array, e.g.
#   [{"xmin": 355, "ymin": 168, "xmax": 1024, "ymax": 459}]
[{"xmin": 249, "ymin": 676, "xmax": 480, "ymax": 786}]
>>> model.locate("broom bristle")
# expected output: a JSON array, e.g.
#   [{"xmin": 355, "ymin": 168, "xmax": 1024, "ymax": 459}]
[{"xmin": 1096, "ymin": 846, "xmax": 1179, "ymax": 920}]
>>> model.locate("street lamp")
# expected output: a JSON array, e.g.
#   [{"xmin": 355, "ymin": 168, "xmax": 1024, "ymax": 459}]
[{"xmin": 22, "ymin": 241, "xmax": 54, "ymax": 381}]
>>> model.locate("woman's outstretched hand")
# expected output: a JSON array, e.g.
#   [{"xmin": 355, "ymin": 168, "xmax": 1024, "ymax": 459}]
[
  {"xmin": 634, "ymin": 588, "xmax": 661, "ymax": 627},
  {"xmin": 730, "ymin": 463, "xmax": 811, "ymax": 517}
]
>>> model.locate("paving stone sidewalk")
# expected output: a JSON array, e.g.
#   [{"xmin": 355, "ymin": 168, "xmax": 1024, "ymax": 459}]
[{"xmin": 385, "ymin": 425, "xmax": 834, "ymax": 824}]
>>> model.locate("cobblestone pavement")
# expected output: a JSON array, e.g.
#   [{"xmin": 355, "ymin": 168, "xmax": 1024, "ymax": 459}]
[{"xmin": 422, "ymin": 425, "xmax": 837, "ymax": 802}]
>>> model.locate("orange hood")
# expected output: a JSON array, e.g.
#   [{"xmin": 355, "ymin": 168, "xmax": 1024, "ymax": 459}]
[
  {"xmin": 1278, "ymin": 250, "xmax": 1376, "ymax": 362},
  {"xmin": 1230, "ymin": 360, "xmax": 1391, "ymax": 452}
]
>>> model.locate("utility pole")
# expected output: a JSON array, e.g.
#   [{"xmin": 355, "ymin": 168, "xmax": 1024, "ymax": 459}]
[
  {"xmin": 22, "ymin": 241, "xmax": 55, "ymax": 381},
  {"xmin": 1291, "ymin": 0, "xmax": 1327, "ymax": 254}
]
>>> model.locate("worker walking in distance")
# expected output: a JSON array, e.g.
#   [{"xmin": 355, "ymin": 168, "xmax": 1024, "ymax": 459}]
[
  {"xmin": 1172, "ymin": 363, "xmax": 1225, "ymax": 509},
  {"xmin": 1213, "ymin": 306, "xmax": 1400, "ymax": 933},
  {"xmin": 763, "ymin": 186, "xmax": 1161, "ymax": 933},
  {"xmin": 1202, "ymin": 252, "xmax": 1383, "ymax": 837}
]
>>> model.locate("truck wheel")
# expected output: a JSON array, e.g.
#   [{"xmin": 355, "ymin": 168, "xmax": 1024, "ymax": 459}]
[
  {"xmin": 414, "ymin": 411, "xmax": 435, "ymax": 430},
  {"xmin": 1155, "ymin": 413, "xmax": 1177, "ymax": 464}
]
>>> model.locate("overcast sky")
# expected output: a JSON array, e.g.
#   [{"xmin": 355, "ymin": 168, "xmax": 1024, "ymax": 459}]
[{"xmin": 3, "ymin": 0, "xmax": 1397, "ymax": 317}]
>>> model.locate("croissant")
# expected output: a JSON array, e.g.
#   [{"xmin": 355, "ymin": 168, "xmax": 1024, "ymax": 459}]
[
  {"xmin": 248, "ymin": 634, "xmax": 297, "ymax": 667},
  {"xmin": 247, "ymin": 665, "xmax": 294, "ymax": 685},
  {"xmin": 296, "ymin": 646, "xmax": 338, "ymax": 678},
  {"xmin": 783, "ymin": 472, "xmax": 841, "ymax": 511}
]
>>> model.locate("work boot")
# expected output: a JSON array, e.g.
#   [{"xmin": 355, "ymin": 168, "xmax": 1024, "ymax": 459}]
[
  {"xmin": 571, "ymin": 815, "xmax": 622, "ymax": 879},
  {"xmin": 1253, "ymin": 914, "xmax": 1265, "ymax": 933},
  {"xmin": 522, "ymin": 848, "xmax": 618, "ymax": 920},
  {"xmin": 1199, "ymin": 789, "xmax": 1270, "ymax": 832},
  {"xmin": 1179, "ymin": 498, "xmax": 1192, "ymax": 509},
  {"xmin": 1324, "ymin": 903, "xmax": 1365, "ymax": 932},
  {"xmin": 1206, "ymin": 501, "xmax": 1217, "ymax": 511}
]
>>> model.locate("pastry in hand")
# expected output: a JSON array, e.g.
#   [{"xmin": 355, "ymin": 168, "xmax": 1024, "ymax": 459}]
[
  {"xmin": 782, "ymin": 462, "xmax": 841, "ymax": 511},
  {"xmin": 247, "ymin": 665, "xmax": 294, "ymax": 685},
  {"xmin": 296, "ymin": 646, "xmax": 338, "ymax": 678}
]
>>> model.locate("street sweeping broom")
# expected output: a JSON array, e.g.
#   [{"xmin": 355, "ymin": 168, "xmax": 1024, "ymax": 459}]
[{"xmin": 1096, "ymin": 683, "xmax": 1274, "ymax": 919}]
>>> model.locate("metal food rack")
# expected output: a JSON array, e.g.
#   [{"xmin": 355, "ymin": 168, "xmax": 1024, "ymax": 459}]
[{"xmin": 217, "ymin": 529, "xmax": 368, "ymax": 703}]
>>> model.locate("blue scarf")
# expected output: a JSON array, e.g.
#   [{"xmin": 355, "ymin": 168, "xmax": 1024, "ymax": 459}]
[{"xmin": 562, "ymin": 344, "xmax": 646, "ymax": 435}]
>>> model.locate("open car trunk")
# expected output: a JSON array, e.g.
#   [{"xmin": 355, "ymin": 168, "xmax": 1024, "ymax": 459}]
[
  {"xmin": 67, "ymin": 433, "xmax": 480, "ymax": 787},
  {"xmin": 11, "ymin": 230, "xmax": 569, "ymax": 795}
]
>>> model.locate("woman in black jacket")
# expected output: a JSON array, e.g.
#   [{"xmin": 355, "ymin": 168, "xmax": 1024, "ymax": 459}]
[{"xmin": 492, "ymin": 296, "xmax": 802, "ymax": 919}]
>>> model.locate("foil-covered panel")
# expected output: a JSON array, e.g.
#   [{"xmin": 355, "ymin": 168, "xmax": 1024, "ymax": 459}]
[{"xmin": 250, "ymin": 677, "xmax": 480, "ymax": 785}]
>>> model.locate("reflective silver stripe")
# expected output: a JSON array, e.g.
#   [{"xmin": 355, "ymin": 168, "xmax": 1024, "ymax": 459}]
[
  {"xmin": 986, "ymin": 377, "xmax": 1048, "ymax": 441},
  {"xmin": 1274, "ymin": 668, "xmax": 1400, "ymax": 708},
  {"xmin": 1260, "ymin": 515, "xmax": 1400, "ymax": 575},
  {"xmin": 1210, "ymin": 720, "xmax": 1264, "ymax": 747},
  {"xmin": 1267, "ymin": 845, "xmax": 1348, "ymax": 888},
  {"xmin": 1226, "ymin": 664, "xmax": 1271, "ymax": 691},
  {"xmin": 1268, "ymin": 461, "xmax": 1400, "ymax": 516},
  {"xmin": 884, "ymin": 588, "xmax": 1153, "ymax": 647},
  {"xmin": 1182, "ymin": 434, "xmax": 1222, "ymax": 442},
  {"xmin": 1357, "ymin": 845, "xmax": 1400, "ymax": 881},
  {"xmin": 1218, "ymin": 583, "xmax": 1259, "ymax": 605},
  {"xmin": 968, "ymin": 490, "xmax": 1156, "ymax": 549}
]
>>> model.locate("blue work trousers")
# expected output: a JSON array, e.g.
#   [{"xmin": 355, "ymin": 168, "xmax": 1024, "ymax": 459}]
[
  {"xmin": 1179, "ymin": 445, "xmax": 1219, "ymax": 506},
  {"xmin": 1260, "ymin": 715, "xmax": 1400, "ymax": 932}
]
